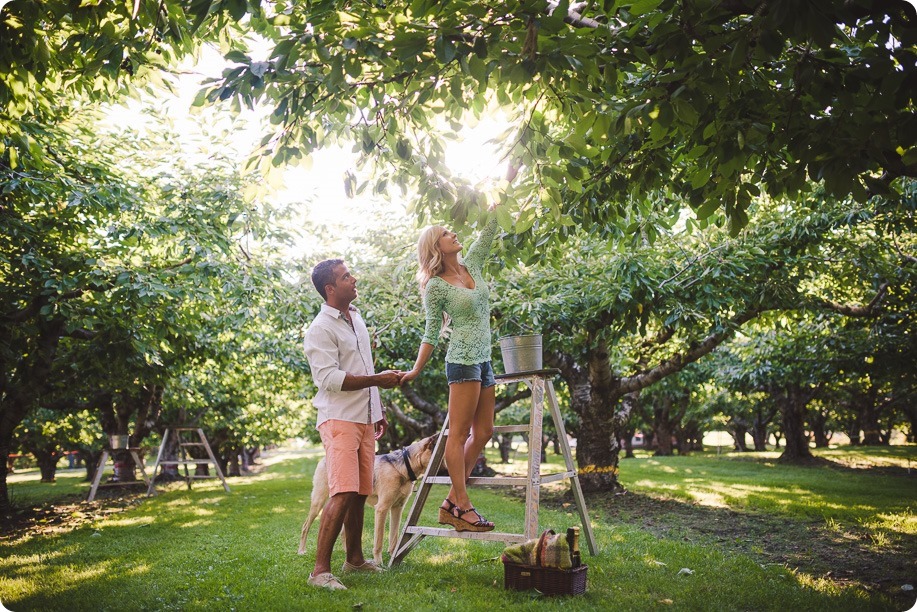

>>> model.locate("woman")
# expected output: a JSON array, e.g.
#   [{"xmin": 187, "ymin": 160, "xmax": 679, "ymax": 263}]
[{"xmin": 400, "ymin": 164, "xmax": 518, "ymax": 533}]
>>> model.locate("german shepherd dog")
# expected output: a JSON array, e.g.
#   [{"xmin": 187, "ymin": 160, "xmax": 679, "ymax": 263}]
[{"xmin": 298, "ymin": 436, "xmax": 437, "ymax": 564}]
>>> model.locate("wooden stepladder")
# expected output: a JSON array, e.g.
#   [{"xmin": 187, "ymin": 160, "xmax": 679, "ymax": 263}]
[
  {"xmin": 391, "ymin": 369, "xmax": 597, "ymax": 565},
  {"xmin": 87, "ymin": 442, "xmax": 154, "ymax": 502},
  {"xmin": 147, "ymin": 428, "xmax": 230, "ymax": 495}
]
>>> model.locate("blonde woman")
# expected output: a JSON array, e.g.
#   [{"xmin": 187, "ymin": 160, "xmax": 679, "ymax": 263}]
[{"xmin": 400, "ymin": 164, "xmax": 518, "ymax": 533}]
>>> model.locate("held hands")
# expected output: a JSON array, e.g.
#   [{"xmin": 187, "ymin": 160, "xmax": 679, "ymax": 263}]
[
  {"xmin": 375, "ymin": 370, "xmax": 404, "ymax": 389},
  {"xmin": 398, "ymin": 369, "xmax": 420, "ymax": 385}
]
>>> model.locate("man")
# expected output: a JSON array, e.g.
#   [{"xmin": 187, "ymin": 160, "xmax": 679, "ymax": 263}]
[{"xmin": 302, "ymin": 258, "xmax": 402, "ymax": 590}]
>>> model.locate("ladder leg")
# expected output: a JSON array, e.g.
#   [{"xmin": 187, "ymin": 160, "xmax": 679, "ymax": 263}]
[
  {"xmin": 391, "ymin": 415, "xmax": 449, "ymax": 566},
  {"xmin": 87, "ymin": 451, "xmax": 110, "ymax": 502},
  {"xmin": 130, "ymin": 450, "xmax": 154, "ymax": 494},
  {"xmin": 524, "ymin": 378, "xmax": 544, "ymax": 541},
  {"xmin": 198, "ymin": 428, "xmax": 230, "ymax": 493},
  {"xmin": 546, "ymin": 381, "xmax": 598, "ymax": 555},
  {"xmin": 180, "ymin": 432, "xmax": 191, "ymax": 490},
  {"xmin": 147, "ymin": 429, "xmax": 169, "ymax": 496}
]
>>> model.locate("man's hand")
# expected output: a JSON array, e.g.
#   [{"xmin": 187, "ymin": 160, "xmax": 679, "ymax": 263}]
[
  {"xmin": 374, "ymin": 413, "xmax": 389, "ymax": 440},
  {"xmin": 375, "ymin": 370, "xmax": 403, "ymax": 389}
]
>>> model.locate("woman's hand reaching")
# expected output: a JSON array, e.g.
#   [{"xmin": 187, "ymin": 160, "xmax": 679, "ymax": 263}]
[{"xmin": 505, "ymin": 160, "xmax": 520, "ymax": 184}]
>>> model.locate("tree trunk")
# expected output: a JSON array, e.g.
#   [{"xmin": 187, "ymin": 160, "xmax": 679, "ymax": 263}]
[
  {"xmin": 809, "ymin": 410, "xmax": 831, "ymax": 448},
  {"xmin": 642, "ymin": 430, "xmax": 655, "ymax": 450},
  {"xmin": 677, "ymin": 420, "xmax": 700, "ymax": 455},
  {"xmin": 845, "ymin": 417, "xmax": 861, "ymax": 445},
  {"xmin": 621, "ymin": 426, "xmax": 635, "ymax": 458},
  {"xmin": 750, "ymin": 408, "xmax": 774, "ymax": 451},
  {"xmin": 32, "ymin": 449, "xmax": 61, "ymax": 482},
  {"xmin": 226, "ymin": 449, "xmax": 241, "ymax": 477},
  {"xmin": 498, "ymin": 434, "xmax": 513, "ymax": 463},
  {"xmin": 729, "ymin": 421, "xmax": 750, "ymax": 451},
  {"xmin": 777, "ymin": 385, "xmax": 815, "ymax": 462},
  {"xmin": 859, "ymin": 396, "xmax": 883, "ymax": 445},
  {"xmin": 654, "ymin": 420, "xmax": 674, "ymax": 456},
  {"xmin": 0, "ymin": 319, "xmax": 64, "ymax": 517},
  {"xmin": 80, "ymin": 449, "xmax": 104, "ymax": 483}
]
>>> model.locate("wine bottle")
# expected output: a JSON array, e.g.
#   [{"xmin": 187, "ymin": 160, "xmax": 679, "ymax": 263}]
[
  {"xmin": 567, "ymin": 526, "xmax": 581, "ymax": 568},
  {"xmin": 570, "ymin": 527, "xmax": 583, "ymax": 567}
]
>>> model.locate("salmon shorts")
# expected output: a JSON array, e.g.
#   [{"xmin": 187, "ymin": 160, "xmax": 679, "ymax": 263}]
[{"xmin": 317, "ymin": 419, "xmax": 375, "ymax": 497}]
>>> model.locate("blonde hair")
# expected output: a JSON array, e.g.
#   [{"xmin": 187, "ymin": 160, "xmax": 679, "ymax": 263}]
[{"xmin": 416, "ymin": 225, "xmax": 447, "ymax": 290}]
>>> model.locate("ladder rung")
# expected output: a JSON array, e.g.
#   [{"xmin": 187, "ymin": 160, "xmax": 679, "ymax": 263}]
[
  {"xmin": 541, "ymin": 471, "xmax": 576, "ymax": 483},
  {"xmin": 404, "ymin": 526, "xmax": 527, "ymax": 543},
  {"xmin": 423, "ymin": 476, "xmax": 527, "ymax": 486},
  {"xmin": 178, "ymin": 443, "xmax": 206, "ymax": 447},
  {"xmin": 157, "ymin": 460, "xmax": 216, "ymax": 465},
  {"xmin": 493, "ymin": 425, "xmax": 529, "ymax": 433}
]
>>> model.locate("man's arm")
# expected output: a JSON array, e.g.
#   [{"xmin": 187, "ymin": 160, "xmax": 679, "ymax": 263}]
[
  {"xmin": 304, "ymin": 326, "xmax": 401, "ymax": 391},
  {"xmin": 341, "ymin": 370, "xmax": 401, "ymax": 390}
]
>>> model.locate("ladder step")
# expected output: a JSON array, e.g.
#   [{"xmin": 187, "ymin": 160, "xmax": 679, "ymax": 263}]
[
  {"xmin": 493, "ymin": 425, "xmax": 529, "ymax": 434},
  {"xmin": 178, "ymin": 443, "xmax": 206, "ymax": 447},
  {"xmin": 157, "ymin": 460, "xmax": 216, "ymax": 465},
  {"xmin": 404, "ymin": 526, "xmax": 527, "ymax": 543},
  {"xmin": 423, "ymin": 476, "xmax": 527, "ymax": 486},
  {"xmin": 541, "ymin": 471, "xmax": 576, "ymax": 483}
]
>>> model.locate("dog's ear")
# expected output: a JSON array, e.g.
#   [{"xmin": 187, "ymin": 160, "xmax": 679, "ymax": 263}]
[{"xmin": 424, "ymin": 436, "xmax": 436, "ymax": 450}]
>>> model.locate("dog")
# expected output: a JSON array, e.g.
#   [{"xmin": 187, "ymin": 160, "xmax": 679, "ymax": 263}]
[{"xmin": 298, "ymin": 435, "xmax": 437, "ymax": 564}]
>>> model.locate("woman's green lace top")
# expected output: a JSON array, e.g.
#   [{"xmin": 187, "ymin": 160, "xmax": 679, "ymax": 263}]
[{"xmin": 421, "ymin": 217, "xmax": 498, "ymax": 365}]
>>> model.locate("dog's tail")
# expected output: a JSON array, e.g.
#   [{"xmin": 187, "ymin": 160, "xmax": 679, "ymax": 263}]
[{"xmin": 298, "ymin": 458, "xmax": 329, "ymax": 555}]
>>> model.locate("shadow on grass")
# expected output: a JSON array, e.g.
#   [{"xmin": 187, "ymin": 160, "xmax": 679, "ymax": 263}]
[
  {"xmin": 2, "ymin": 450, "xmax": 912, "ymax": 611},
  {"xmin": 537, "ymin": 484, "xmax": 915, "ymax": 611}
]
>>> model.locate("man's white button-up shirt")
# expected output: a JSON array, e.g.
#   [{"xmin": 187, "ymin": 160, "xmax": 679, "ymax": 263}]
[{"xmin": 303, "ymin": 303, "xmax": 383, "ymax": 428}]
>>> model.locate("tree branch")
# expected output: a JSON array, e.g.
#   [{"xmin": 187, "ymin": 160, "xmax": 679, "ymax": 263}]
[
  {"xmin": 398, "ymin": 383, "xmax": 443, "ymax": 418},
  {"xmin": 808, "ymin": 282, "xmax": 889, "ymax": 317},
  {"xmin": 620, "ymin": 309, "xmax": 764, "ymax": 394}
]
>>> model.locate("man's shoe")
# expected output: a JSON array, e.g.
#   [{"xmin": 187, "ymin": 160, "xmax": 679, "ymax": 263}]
[
  {"xmin": 342, "ymin": 560, "xmax": 385, "ymax": 573},
  {"xmin": 308, "ymin": 572, "xmax": 347, "ymax": 590}
]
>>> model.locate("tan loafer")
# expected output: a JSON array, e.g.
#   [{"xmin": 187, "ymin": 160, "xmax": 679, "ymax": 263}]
[
  {"xmin": 342, "ymin": 560, "xmax": 385, "ymax": 573},
  {"xmin": 308, "ymin": 572, "xmax": 347, "ymax": 590}
]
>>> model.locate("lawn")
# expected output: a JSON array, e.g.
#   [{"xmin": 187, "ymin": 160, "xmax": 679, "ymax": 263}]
[{"xmin": 1, "ymin": 444, "xmax": 914, "ymax": 611}]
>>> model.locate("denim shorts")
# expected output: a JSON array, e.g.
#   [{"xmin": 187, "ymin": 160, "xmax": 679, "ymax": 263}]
[{"xmin": 446, "ymin": 361, "xmax": 496, "ymax": 388}]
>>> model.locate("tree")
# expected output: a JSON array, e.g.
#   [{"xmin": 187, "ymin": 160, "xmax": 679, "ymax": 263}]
[
  {"xmin": 0, "ymin": 101, "xmax": 300, "ymax": 512},
  {"xmin": 209, "ymin": 0, "xmax": 916, "ymax": 240},
  {"xmin": 11, "ymin": 408, "xmax": 100, "ymax": 482},
  {"xmin": 492, "ymin": 191, "xmax": 909, "ymax": 489}
]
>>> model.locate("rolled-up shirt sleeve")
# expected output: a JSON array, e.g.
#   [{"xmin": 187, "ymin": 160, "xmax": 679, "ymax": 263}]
[{"xmin": 303, "ymin": 326, "xmax": 347, "ymax": 392}]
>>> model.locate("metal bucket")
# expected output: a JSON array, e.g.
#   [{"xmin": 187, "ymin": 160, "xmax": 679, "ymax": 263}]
[
  {"xmin": 499, "ymin": 334, "xmax": 543, "ymax": 374},
  {"xmin": 109, "ymin": 435, "xmax": 130, "ymax": 449}
]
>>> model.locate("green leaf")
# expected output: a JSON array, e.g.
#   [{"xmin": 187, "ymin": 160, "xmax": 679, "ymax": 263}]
[
  {"xmin": 495, "ymin": 206, "xmax": 513, "ymax": 233},
  {"xmin": 628, "ymin": 0, "xmax": 663, "ymax": 16}
]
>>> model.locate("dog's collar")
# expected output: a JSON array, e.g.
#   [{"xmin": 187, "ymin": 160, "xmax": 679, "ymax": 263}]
[{"xmin": 401, "ymin": 448, "xmax": 418, "ymax": 482}]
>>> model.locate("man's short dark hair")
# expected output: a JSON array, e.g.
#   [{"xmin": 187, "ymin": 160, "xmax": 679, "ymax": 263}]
[{"xmin": 311, "ymin": 258, "xmax": 344, "ymax": 300}]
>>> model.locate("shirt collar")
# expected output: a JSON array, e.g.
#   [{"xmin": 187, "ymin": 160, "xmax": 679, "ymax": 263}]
[{"xmin": 320, "ymin": 303, "xmax": 358, "ymax": 319}]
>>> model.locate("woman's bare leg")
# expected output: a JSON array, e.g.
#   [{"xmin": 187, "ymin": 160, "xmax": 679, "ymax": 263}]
[{"xmin": 443, "ymin": 381, "xmax": 479, "ymax": 510}]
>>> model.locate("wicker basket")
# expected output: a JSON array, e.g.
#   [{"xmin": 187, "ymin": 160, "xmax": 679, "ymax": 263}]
[{"xmin": 503, "ymin": 562, "xmax": 587, "ymax": 596}]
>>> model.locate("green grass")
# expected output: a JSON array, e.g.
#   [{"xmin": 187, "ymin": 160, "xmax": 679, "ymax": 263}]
[
  {"xmin": 614, "ymin": 446, "xmax": 916, "ymax": 538},
  {"xmin": 2, "ymin": 446, "xmax": 912, "ymax": 611}
]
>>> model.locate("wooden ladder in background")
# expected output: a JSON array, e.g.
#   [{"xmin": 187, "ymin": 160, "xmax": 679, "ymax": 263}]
[
  {"xmin": 147, "ymin": 428, "xmax": 230, "ymax": 495},
  {"xmin": 391, "ymin": 369, "xmax": 597, "ymax": 565}
]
